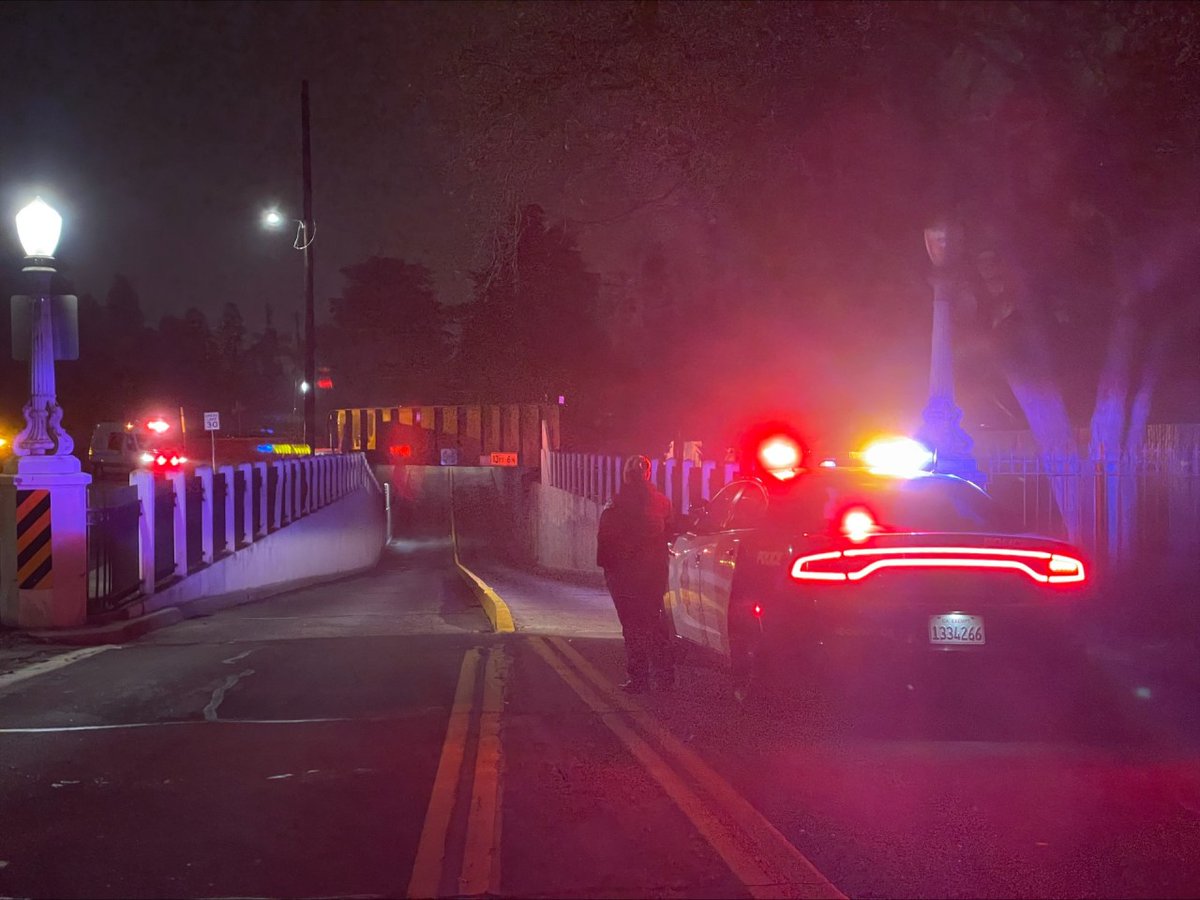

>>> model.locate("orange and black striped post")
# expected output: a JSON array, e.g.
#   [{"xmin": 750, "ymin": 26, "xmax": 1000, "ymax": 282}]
[{"xmin": 16, "ymin": 489, "xmax": 53, "ymax": 590}]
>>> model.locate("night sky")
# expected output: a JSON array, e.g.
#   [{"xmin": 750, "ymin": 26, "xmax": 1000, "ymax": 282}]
[
  {"xmin": 1, "ymin": 1, "xmax": 1197, "ymax": 447},
  {"xmin": 0, "ymin": 1, "xmax": 470, "ymax": 326}
]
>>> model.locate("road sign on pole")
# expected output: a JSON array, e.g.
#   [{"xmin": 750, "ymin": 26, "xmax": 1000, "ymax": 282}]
[{"xmin": 203, "ymin": 412, "xmax": 220, "ymax": 470}]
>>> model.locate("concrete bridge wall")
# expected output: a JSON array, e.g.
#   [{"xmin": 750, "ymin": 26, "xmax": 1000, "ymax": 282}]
[{"xmin": 378, "ymin": 465, "xmax": 602, "ymax": 578}]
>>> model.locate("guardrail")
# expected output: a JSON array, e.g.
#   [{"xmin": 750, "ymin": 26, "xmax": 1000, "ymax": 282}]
[
  {"xmin": 545, "ymin": 446, "xmax": 1200, "ymax": 566},
  {"xmin": 83, "ymin": 453, "xmax": 372, "ymax": 615},
  {"xmin": 86, "ymin": 485, "xmax": 143, "ymax": 615},
  {"xmin": 544, "ymin": 450, "xmax": 739, "ymax": 513}
]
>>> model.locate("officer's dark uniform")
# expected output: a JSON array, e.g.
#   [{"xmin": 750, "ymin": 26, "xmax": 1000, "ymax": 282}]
[{"xmin": 597, "ymin": 456, "xmax": 675, "ymax": 692}]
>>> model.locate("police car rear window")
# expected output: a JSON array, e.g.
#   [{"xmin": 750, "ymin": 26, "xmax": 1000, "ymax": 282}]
[{"xmin": 766, "ymin": 472, "xmax": 1020, "ymax": 535}]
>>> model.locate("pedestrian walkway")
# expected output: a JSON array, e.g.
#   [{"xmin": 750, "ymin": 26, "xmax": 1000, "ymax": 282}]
[{"xmin": 463, "ymin": 561, "xmax": 621, "ymax": 638}]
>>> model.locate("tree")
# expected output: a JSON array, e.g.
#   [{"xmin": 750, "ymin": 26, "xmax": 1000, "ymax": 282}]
[
  {"xmin": 431, "ymin": 2, "xmax": 1200, "ymax": 541},
  {"xmin": 327, "ymin": 256, "xmax": 450, "ymax": 405},
  {"xmin": 458, "ymin": 205, "xmax": 603, "ymax": 406}
]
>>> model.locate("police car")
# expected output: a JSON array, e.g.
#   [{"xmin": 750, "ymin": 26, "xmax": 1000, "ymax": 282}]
[{"xmin": 665, "ymin": 431, "xmax": 1089, "ymax": 702}]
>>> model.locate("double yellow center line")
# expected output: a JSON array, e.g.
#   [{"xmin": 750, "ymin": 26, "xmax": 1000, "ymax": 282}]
[
  {"xmin": 532, "ymin": 635, "xmax": 845, "ymax": 900},
  {"xmin": 407, "ymin": 646, "xmax": 510, "ymax": 899},
  {"xmin": 409, "ymin": 639, "xmax": 843, "ymax": 898}
]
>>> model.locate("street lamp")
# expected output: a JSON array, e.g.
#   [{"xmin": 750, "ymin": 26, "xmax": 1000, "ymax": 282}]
[
  {"xmin": 12, "ymin": 197, "xmax": 73, "ymax": 458},
  {"xmin": 916, "ymin": 221, "xmax": 984, "ymax": 486},
  {"xmin": 258, "ymin": 80, "xmax": 317, "ymax": 450},
  {"xmin": 261, "ymin": 204, "xmax": 315, "ymax": 448}
]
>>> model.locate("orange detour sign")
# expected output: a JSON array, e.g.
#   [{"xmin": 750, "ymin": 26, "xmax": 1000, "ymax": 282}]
[{"xmin": 489, "ymin": 452, "xmax": 519, "ymax": 467}]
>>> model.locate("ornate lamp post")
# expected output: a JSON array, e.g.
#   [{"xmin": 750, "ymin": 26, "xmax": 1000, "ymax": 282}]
[
  {"xmin": 12, "ymin": 198, "xmax": 73, "ymax": 459},
  {"xmin": 916, "ymin": 221, "xmax": 985, "ymax": 486},
  {"xmin": 1, "ymin": 196, "xmax": 90, "ymax": 629}
]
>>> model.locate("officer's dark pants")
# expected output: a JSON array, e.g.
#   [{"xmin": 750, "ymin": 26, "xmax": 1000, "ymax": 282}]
[{"xmin": 606, "ymin": 578, "xmax": 673, "ymax": 685}]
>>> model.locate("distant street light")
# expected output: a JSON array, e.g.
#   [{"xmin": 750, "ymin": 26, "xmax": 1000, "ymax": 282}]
[
  {"xmin": 259, "ymin": 80, "xmax": 317, "ymax": 449},
  {"xmin": 12, "ymin": 197, "xmax": 73, "ymax": 457},
  {"xmin": 299, "ymin": 380, "xmax": 311, "ymax": 394}
]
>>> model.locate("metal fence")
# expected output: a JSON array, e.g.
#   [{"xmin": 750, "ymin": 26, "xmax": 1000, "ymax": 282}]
[
  {"xmin": 154, "ymin": 482, "xmax": 177, "ymax": 585},
  {"xmin": 545, "ymin": 451, "xmax": 739, "ymax": 513},
  {"xmin": 266, "ymin": 466, "xmax": 279, "ymax": 531},
  {"xmin": 546, "ymin": 445, "xmax": 1200, "ymax": 568},
  {"xmin": 185, "ymin": 476, "xmax": 204, "ymax": 573},
  {"xmin": 213, "ymin": 471, "xmax": 228, "ymax": 558},
  {"xmin": 233, "ymin": 469, "xmax": 247, "ymax": 548},
  {"xmin": 86, "ymin": 485, "xmax": 142, "ymax": 615},
  {"xmin": 981, "ymin": 445, "xmax": 1200, "ymax": 565}
]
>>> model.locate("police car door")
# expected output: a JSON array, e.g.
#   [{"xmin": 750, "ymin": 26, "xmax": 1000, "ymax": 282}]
[
  {"xmin": 667, "ymin": 484, "xmax": 738, "ymax": 647},
  {"xmin": 700, "ymin": 481, "xmax": 769, "ymax": 656}
]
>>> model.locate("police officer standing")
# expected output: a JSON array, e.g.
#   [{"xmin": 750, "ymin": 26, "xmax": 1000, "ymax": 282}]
[{"xmin": 597, "ymin": 455, "xmax": 675, "ymax": 693}]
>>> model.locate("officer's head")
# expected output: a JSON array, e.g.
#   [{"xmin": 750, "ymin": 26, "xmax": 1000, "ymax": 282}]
[{"xmin": 623, "ymin": 454, "xmax": 652, "ymax": 485}]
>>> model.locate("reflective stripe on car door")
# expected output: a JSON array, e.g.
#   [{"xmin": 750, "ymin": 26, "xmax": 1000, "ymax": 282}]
[{"xmin": 667, "ymin": 533, "xmax": 707, "ymax": 646}]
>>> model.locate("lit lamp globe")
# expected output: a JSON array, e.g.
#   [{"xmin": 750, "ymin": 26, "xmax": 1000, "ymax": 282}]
[
  {"xmin": 16, "ymin": 197, "xmax": 62, "ymax": 263},
  {"xmin": 262, "ymin": 208, "xmax": 285, "ymax": 230}
]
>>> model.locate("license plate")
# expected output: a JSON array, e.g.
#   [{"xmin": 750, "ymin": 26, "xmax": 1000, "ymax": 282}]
[{"xmin": 929, "ymin": 614, "xmax": 985, "ymax": 645}]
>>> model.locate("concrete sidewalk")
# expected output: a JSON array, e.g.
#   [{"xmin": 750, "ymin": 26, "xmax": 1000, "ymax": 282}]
[{"xmin": 464, "ymin": 561, "xmax": 621, "ymax": 638}]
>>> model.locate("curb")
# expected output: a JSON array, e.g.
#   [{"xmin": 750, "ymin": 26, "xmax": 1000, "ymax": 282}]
[
  {"xmin": 447, "ymin": 468, "xmax": 515, "ymax": 633},
  {"xmin": 23, "ymin": 562, "xmax": 386, "ymax": 647},
  {"xmin": 26, "ymin": 607, "xmax": 185, "ymax": 646},
  {"xmin": 455, "ymin": 558, "xmax": 516, "ymax": 633}
]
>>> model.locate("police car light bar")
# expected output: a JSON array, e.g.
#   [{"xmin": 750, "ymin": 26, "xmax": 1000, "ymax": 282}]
[
  {"xmin": 757, "ymin": 435, "xmax": 804, "ymax": 480},
  {"xmin": 861, "ymin": 437, "xmax": 933, "ymax": 476}
]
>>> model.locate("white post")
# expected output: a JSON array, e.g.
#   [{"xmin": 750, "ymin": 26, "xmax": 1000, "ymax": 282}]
[
  {"xmin": 304, "ymin": 458, "xmax": 315, "ymax": 513},
  {"xmin": 218, "ymin": 464, "xmax": 235, "ymax": 554},
  {"xmin": 701, "ymin": 461, "xmax": 716, "ymax": 501},
  {"xmin": 663, "ymin": 459, "xmax": 676, "ymax": 507},
  {"xmin": 197, "ymin": 466, "xmax": 215, "ymax": 565},
  {"xmin": 166, "ymin": 470, "xmax": 187, "ymax": 579},
  {"xmin": 253, "ymin": 462, "xmax": 268, "ymax": 538}
]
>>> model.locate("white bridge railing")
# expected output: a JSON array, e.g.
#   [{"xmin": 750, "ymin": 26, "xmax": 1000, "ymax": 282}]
[{"xmin": 544, "ymin": 450, "xmax": 739, "ymax": 513}]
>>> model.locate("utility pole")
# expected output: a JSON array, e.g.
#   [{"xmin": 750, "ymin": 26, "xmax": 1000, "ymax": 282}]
[{"xmin": 301, "ymin": 80, "xmax": 316, "ymax": 450}]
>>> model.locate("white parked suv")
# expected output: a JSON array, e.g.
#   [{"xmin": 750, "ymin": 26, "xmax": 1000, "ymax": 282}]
[{"xmin": 88, "ymin": 422, "xmax": 152, "ymax": 477}]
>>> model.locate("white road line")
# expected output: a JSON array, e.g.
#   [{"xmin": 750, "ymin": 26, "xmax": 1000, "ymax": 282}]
[
  {"xmin": 203, "ymin": 669, "xmax": 256, "ymax": 721},
  {"xmin": 222, "ymin": 649, "xmax": 256, "ymax": 664},
  {"xmin": 0, "ymin": 646, "xmax": 115, "ymax": 692},
  {"xmin": 0, "ymin": 716, "xmax": 374, "ymax": 734}
]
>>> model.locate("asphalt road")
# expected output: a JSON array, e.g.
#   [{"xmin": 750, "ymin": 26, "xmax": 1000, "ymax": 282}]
[{"xmin": 1, "ymin": 539, "xmax": 1198, "ymax": 898}]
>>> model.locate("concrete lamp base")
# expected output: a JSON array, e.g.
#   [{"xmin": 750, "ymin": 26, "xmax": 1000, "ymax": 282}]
[{"xmin": 0, "ymin": 454, "xmax": 91, "ymax": 629}]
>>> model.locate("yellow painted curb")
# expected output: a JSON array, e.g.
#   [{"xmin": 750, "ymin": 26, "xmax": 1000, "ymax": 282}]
[
  {"xmin": 449, "ymin": 470, "xmax": 516, "ymax": 633},
  {"xmin": 456, "ymin": 558, "xmax": 516, "ymax": 633}
]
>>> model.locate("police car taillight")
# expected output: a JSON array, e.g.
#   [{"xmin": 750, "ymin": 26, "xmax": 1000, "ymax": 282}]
[{"xmin": 791, "ymin": 546, "xmax": 1088, "ymax": 585}]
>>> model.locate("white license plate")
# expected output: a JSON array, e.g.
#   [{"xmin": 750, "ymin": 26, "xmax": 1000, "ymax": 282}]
[{"xmin": 929, "ymin": 614, "xmax": 985, "ymax": 645}]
